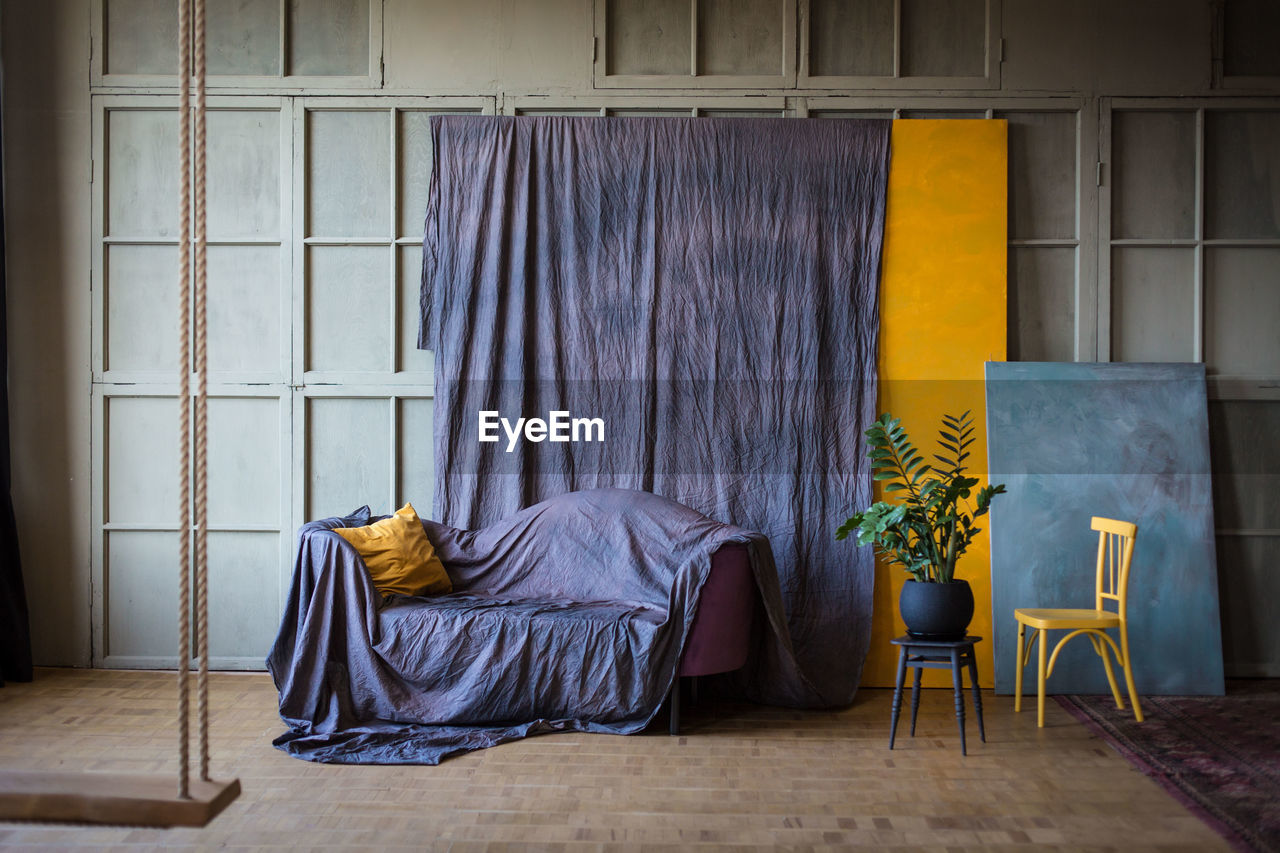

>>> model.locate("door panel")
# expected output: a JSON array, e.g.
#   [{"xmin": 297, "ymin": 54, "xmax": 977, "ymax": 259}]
[
  {"xmin": 105, "ymin": 244, "xmax": 180, "ymax": 374},
  {"xmin": 105, "ymin": 395, "xmax": 180, "ymax": 525},
  {"xmin": 306, "ymin": 397, "xmax": 391, "ymax": 519}
]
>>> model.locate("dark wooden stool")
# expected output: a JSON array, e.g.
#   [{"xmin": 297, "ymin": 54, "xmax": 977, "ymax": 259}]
[{"xmin": 889, "ymin": 635, "xmax": 986, "ymax": 755}]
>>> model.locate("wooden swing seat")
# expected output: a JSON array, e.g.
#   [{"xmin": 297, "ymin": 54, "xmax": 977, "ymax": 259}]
[{"xmin": 0, "ymin": 771, "xmax": 240, "ymax": 827}]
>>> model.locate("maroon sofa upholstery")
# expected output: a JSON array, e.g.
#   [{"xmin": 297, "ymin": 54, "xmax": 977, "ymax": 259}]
[{"xmin": 669, "ymin": 542, "xmax": 757, "ymax": 733}]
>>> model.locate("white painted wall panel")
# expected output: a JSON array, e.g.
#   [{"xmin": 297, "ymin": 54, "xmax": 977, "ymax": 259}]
[
  {"xmin": 1111, "ymin": 247, "xmax": 1196, "ymax": 363},
  {"xmin": 207, "ymin": 0, "xmax": 280, "ymax": 76},
  {"xmin": 6, "ymin": 0, "xmax": 1280, "ymax": 674},
  {"xmin": 206, "ymin": 532, "xmax": 283, "ymax": 659},
  {"xmin": 1205, "ymin": 111, "xmax": 1280, "ymax": 239},
  {"xmin": 808, "ymin": 0, "xmax": 893, "ymax": 77},
  {"xmin": 698, "ymin": 0, "xmax": 784, "ymax": 76},
  {"xmin": 306, "ymin": 110, "xmax": 391, "ymax": 238},
  {"xmin": 306, "ymin": 398, "xmax": 391, "ymax": 518},
  {"xmin": 1113, "ymin": 110, "xmax": 1196, "ymax": 239},
  {"xmin": 1008, "ymin": 247, "xmax": 1075, "ymax": 362},
  {"xmin": 900, "ymin": 0, "xmax": 986, "ymax": 78},
  {"xmin": 207, "ymin": 398, "xmax": 283, "ymax": 527},
  {"xmin": 397, "ymin": 245, "xmax": 431, "ymax": 374},
  {"xmin": 288, "ymin": 0, "xmax": 369, "ymax": 76},
  {"xmin": 107, "ymin": 109, "xmax": 179, "ymax": 238},
  {"xmin": 105, "ymin": 245, "xmax": 179, "ymax": 374},
  {"xmin": 1205, "ymin": 248, "xmax": 1280, "ymax": 377},
  {"xmin": 1003, "ymin": 111, "xmax": 1077, "ymax": 240},
  {"xmin": 208, "ymin": 246, "xmax": 284, "ymax": 376},
  {"xmin": 1209, "ymin": 400, "xmax": 1280, "ymax": 532},
  {"xmin": 105, "ymin": 0, "xmax": 179, "ymax": 75},
  {"xmin": 305, "ymin": 246, "xmax": 392, "ymax": 372},
  {"xmin": 397, "ymin": 398, "xmax": 435, "ymax": 511},
  {"xmin": 606, "ymin": 0, "xmax": 690, "ymax": 76},
  {"xmin": 206, "ymin": 110, "xmax": 281, "ymax": 240},
  {"xmin": 1217, "ymin": 537, "xmax": 1280, "ymax": 677},
  {"xmin": 105, "ymin": 531, "xmax": 179, "ymax": 658},
  {"xmin": 105, "ymin": 396, "xmax": 180, "ymax": 525},
  {"xmin": 397, "ymin": 111, "xmax": 435, "ymax": 238}
]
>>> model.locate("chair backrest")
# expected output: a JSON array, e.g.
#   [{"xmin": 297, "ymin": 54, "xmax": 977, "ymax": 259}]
[{"xmin": 1092, "ymin": 516, "xmax": 1138, "ymax": 617}]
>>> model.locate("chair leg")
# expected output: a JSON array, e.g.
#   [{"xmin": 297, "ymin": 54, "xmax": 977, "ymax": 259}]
[
  {"xmin": 1093, "ymin": 632, "xmax": 1125, "ymax": 710},
  {"xmin": 909, "ymin": 666, "xmax": 922, "ymax": 737},
  {"xmin": 889, "ymin": 647, "xmax": 908, "ymax": 750},
  {"xmin": 668, "ymin": 678, "xmax": 681, "ymax": 736},
  {"xmin": 1119, "ymin": 625, "xmax": 1144, "ymax": 723},
  {"xmin": 1037, "ymin": 628, "xmax": 1047, "ymax": 728},
  {"xmin": 1014, "ymin": 621, "xmax": 1026, "ymax": 713}
]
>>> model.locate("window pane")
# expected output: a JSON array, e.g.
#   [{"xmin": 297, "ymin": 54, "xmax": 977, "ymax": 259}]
[
  {"xmin": 606, "ymin": 0, "xmax": 691, "ymax": 76},
  {"xmin": 288, "ymin": 0, "xmax": 369, "ymax": 76},
  {"xmin": 1224, "ymin": 0, "xmax": 1280, "ymax": 77},
  {"xmin": 208, "ymin": 0, "xmax": 280, "ymax": 76},
  {"xmin": 306, "ymin": 397, "xmax": 390, "ymax": 518},
  {"xmin": 698, "ymin": 0, "xmax": 782, "ymax": 75},
  {"xmin": 106, "ymin": 0, "xmax": 178, "ymax": 75},
  {"xmin": 397, "ymin": 399, "xmax": 435, "ymax": 511},
  {"xmin": 809, "ymin": 0, "xmax": 893, "ymax": 77},
  {"xmin": 1001, "ymin": 111, "xmax": 1077, "ymax": 241},
  {"xmin": 305, "ymin": 246, "xmax": 391, "ymax": 372},
  {"xmin": 207, "ymin": 109, "xmax": 281, "ymax": 240},
  {"xmin": 1009, "ymin": 247, "xmax": 1075, "ymax": 362},
  {"xmin": 1205, "ymin": 248, "xmax": 1280, "ymax": 376},
  {"xmin": 900, "ymin": 0, "xmax": 985, "ymax": 77},
  {"xmin": 1112, "ymin": 111, "xmax": 1196, "ymax": 240},
  {"xmin": 1205, "ymin": 111, "xmax": 1280, "ymax": 239},
  {"xmin": 306, "ymin": 110, "xmax": 390, "ymax": 238},
  {"xmin": 105, "ymin": 245, "xmax": 179, "ymax": 373},
  {"xmin": 1209, "ymin": 400, "xmax": 1280, "ymax": 531},
  {"xmin": 107, "ymin": 109, "xmax": 179, "ymax": 238},
  {"xmin": 1111, "ymin": 248, "xmax": 1195, "ymax": 362},
  {"xmin": 208, "ymin": 246, "xmax": 282, "ymax": 376}
]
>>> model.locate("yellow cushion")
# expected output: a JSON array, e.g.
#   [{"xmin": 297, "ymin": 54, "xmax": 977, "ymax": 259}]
[{"xmin": 333, "ymin": 503, "xmax": 452, "ymax": 598}]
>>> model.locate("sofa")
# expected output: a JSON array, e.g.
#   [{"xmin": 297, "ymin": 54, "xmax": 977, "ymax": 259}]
[{"xmin": 267, "ymin": 488, "xmax": 777, "ymax": 764}]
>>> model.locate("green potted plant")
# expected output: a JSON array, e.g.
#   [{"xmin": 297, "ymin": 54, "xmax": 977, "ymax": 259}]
[{"xmin": 837, "ymin": 411, "xmax": 1006, "ymax": 639}]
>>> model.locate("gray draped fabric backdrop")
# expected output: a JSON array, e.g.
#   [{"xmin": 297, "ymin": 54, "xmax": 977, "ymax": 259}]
[{"xmin": 420, "ymin": 116, "xmax": 889, "ymax": 706}]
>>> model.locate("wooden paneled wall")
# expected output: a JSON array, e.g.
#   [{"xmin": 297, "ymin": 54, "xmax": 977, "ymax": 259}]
[{"xmin": 3, "ymin": 0, "xmax": 1278, "ymax": 675}]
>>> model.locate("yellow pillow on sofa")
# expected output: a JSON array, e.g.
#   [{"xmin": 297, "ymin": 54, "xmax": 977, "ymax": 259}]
[{"xmin": 333, "ymin": 503, "xmax": 452, "ymax": 597}]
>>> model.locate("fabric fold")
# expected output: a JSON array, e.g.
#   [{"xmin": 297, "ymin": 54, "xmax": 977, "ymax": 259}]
[
  {"xmin": 268, "ymin": 488, "xmax": 812, "ymax": 764},
  {"xmin": 420, "ymin": 116, "xmax": 890, "ymax": 704}
]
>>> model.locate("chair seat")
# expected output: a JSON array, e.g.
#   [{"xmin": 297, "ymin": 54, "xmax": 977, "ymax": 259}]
[{"xmin": 1014, "ymin": 608, "xmax": 1120, "ymax": 630}]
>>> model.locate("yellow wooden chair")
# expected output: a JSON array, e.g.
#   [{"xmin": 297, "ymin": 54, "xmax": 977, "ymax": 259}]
[{"xmin": 1014, "ymin": 517, "xmax": 1143, "ymax": 727}]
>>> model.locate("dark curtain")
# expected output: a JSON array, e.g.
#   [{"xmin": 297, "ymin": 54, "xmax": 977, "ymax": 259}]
[
  {"xmin": 421, "ymin": 116, "xmax": 889, "ymax": 706},
  {"xmin": 0, "ymin": 81, "xmax": 33, "ymax": 687}
]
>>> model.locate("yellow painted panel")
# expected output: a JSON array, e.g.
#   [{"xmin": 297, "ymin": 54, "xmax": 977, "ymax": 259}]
[{"xmin": 861, "ymin": 120, "xmax": 1008, "ymax": 689}]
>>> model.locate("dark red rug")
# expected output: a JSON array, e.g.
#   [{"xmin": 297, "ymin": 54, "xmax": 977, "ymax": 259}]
[{"xmin": 1057, "ymin": 681, "xmax": 1280, "ymax": 853}]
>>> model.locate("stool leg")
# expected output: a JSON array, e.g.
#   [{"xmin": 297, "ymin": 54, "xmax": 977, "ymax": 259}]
[
  {"xmin": 967, "ymin": 651, "xmax": 985, "ymax": 743},
  {"xmin": 951, "ymin": 648, "xmax": 967, "ymax": 756},
  {"xmin": 889, "ymin": 646, "xmax": 907, "ymax": 749},
  {"xmin": 669, "ymin": 677, "xmax": 680, "ymax": 736},
  {"xmin": 909, "ymin": 665, "xmax": 922, "ymax": 737}
]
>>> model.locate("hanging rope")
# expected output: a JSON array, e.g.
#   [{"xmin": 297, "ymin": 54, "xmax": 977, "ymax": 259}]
[
  {"xmin": 176, "ymin": 0, "xmax": 210, "ymax": 799},
  {"xmin": 176, "ymin": 0, "xmax": 193, "ymax": 803},
  {"xmin": 192, "ymin": 0, "xmax": 212, "ymax": 786}
]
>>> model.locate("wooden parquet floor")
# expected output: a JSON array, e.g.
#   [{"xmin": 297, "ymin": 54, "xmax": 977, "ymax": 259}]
[{"xmin": 0, "ymin": 668, "xmax": 1226, "ymax": 851}]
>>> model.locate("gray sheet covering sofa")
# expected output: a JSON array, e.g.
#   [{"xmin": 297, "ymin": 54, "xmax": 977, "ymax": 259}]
[{"xmin": 267, "ymin": 488, "xmax": 814, "ymax": 764}]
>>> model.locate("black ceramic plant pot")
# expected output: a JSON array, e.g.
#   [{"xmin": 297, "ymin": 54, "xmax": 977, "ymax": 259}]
[{"xmin": 899, "ymin": 579, "xmax": 975, "ymax": 640}]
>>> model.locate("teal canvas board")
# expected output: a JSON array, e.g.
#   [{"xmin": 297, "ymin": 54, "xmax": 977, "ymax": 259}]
[{"xmin": 986, "ymin": 362, "xmax": 1224, "ymax": 696}]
